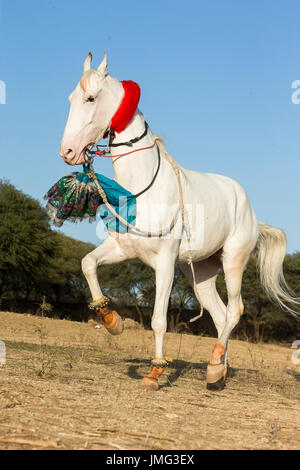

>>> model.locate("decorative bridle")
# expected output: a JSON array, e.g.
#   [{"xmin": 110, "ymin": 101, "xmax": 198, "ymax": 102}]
[
  {"xmin": 92, "ymin": 121, "xmax": 150, "ymax": 156},
  {"xmin": 87, "ymin": 121, "xmax": 161, "ymax": 200}
]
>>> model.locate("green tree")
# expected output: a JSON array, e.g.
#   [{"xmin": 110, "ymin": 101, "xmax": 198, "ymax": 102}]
[
  {"xmin": 41, "ymin": 232, "xmax": 95, "ymax": 304},
  {"xmin": 0, "ymin": 180, "xmax": 56, "ymax": 299}
]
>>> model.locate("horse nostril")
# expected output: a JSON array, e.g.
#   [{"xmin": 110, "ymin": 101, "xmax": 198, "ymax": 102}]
[{"xmin": 60, "ymin": 146, "xmax": 75, "ymax": 160}]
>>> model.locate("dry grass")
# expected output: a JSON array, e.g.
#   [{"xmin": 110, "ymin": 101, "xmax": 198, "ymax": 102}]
[{"xmin": 0, "ymin": 311, "xmax": 299, "ymax": 450}]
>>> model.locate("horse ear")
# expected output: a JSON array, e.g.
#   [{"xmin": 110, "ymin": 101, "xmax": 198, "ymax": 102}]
[
  {"xmin": 83, "ymin": 52, "xmax": 92, "ymax": 72},
  {"xmin": 97, "ymin": 51, "xmax": 108, "ymax": 77}
]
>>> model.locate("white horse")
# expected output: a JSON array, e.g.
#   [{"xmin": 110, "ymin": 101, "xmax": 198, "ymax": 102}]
[{"xmin": 60, "ymin": 52, "xmax": 299, "ymax": 390}]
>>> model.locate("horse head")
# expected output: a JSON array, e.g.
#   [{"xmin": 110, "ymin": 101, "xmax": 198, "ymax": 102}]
[{"xmin": 60, "ymin": 52, "xmax": 124, "ymax": 165}]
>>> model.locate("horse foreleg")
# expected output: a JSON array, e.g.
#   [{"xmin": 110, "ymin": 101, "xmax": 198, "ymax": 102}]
[
  {"xmin": 142, "ymin": 258, "xmax": 175, "ymax": 391},
  {"xmin": 81, "ymin": 235, "xmax": 132, "ymax": 335}
]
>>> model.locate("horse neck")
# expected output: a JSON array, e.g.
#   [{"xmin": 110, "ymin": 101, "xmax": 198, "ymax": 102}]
[{"xmin": 110, "ymin": 110, "xmax": 159, "ymax": 194}]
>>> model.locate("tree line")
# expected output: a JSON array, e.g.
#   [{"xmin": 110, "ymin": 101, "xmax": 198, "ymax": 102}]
[{"xmin": 0, "ymin": 179, "xmax": 299, "ymax": 342}]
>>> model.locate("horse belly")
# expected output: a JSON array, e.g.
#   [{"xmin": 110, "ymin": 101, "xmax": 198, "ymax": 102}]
[
  {"xmin": 177, "ymin": 173, "xmax": 236, "ymax": 262},
  {"xmin": 177, "ymin": 216, "xmax": 230, "ymax": 263}
]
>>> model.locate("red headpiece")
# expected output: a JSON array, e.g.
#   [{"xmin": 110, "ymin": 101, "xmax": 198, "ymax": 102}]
[{"xmin": 110, "ymin": 80, "xmax": 141, "ymax": 133}]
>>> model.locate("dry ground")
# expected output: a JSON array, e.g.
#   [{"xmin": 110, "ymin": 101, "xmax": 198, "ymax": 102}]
[{"xmin": 0, "ymin": 311, "xmax": 299, "ymax": 450}]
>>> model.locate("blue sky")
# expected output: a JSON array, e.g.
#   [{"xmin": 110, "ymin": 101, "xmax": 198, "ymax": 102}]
[{"xmin": 0, "ymin": 0, "xmax": 299, "ymax": 252}]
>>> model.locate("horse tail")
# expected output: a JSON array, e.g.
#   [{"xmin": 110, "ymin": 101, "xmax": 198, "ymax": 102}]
[{"xmin": 257, "ymin": 222, "xmax": 300, "ymax": 316}]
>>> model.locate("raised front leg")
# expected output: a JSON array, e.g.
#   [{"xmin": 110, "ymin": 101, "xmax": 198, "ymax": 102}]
[
  {"xmin": 142, "ymin": 258, "xmax": 175, "ymax": 390},
  {"xmin": 82, "ymin": 234, "xmax": 133, "ymax": 335}
]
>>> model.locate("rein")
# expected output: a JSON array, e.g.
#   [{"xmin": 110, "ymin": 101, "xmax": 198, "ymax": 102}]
[
  {"xmin": 86, "ymin": 122, "xmax": 177, "ymax": 236},
  {"xmin": 95, "ymin": 140, "xmax": 157, "ymax": 159},
  {"xmin": 132, "ymin": 144, "xmax": 160, "ymax": 199},
  {"xmin": 88, "ymin": 121, "xmax": 160, "ymax": 199},
  {"xmin": 87, "ymin": 156, "xmax": 179, "ymax": 238}
]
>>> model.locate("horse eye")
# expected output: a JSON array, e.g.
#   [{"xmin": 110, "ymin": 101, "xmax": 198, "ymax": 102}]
[{"xmin": 87, "ymin": 96, "xmax": 95, "ymax": 102}]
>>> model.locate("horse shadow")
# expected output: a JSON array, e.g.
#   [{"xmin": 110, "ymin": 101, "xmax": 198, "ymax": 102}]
[
  {"xmin": 123, "ymin": 358, "xmax": 254, "ymax": 389},
  {"xmin": 286, "ymin": 369, "xmax": 300, "ymax": 382}
]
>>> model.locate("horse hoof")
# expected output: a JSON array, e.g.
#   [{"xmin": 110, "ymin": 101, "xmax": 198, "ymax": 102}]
[
  {"xmin": 105, "ymin": 311, "xmax": 124, "ymax": 336},
  {"xmin": 206, "ymin": 363, "xmax": 226, "ymax": 390},
  {"xmin": 206, "ymin": 377, "xmax": 226, "ymax": 391},
  {"xmin": 141, "ymin": 377, "xmax": 159, "ymax": 391}
]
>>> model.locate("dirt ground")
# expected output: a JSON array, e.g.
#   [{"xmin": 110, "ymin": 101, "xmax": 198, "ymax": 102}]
[{"xmin": 0, "ymin": 311, "xmax": 299, "ymax": 450}]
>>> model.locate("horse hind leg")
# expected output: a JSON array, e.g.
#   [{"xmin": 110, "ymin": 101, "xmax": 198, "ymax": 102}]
[
  {"xmin": 207, "ymin": 239, "xmax": 254, "ymax": 389},
  {"xmin": 180, "ymin": 255, "xmax": 231, "ymax": 389},
  {"xmin": 198, "ymin": 284, "xmax": 230, "ymax": 390},
  {"xmin": 196, "ymin": 279, "xmax": 230, "ymax": 390}
]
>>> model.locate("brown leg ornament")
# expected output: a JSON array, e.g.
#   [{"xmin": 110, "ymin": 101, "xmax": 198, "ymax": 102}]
[
  {"xmin": 142, "ymin": 365, "xmax": 166, "ymax": 391},
  {"xmin": 90, "ymin": 297, "xmax": 124, "ymax": 336},
  {"xmin": 206, "ymin": 343, "xmax": 227, "ymax": 391}
]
